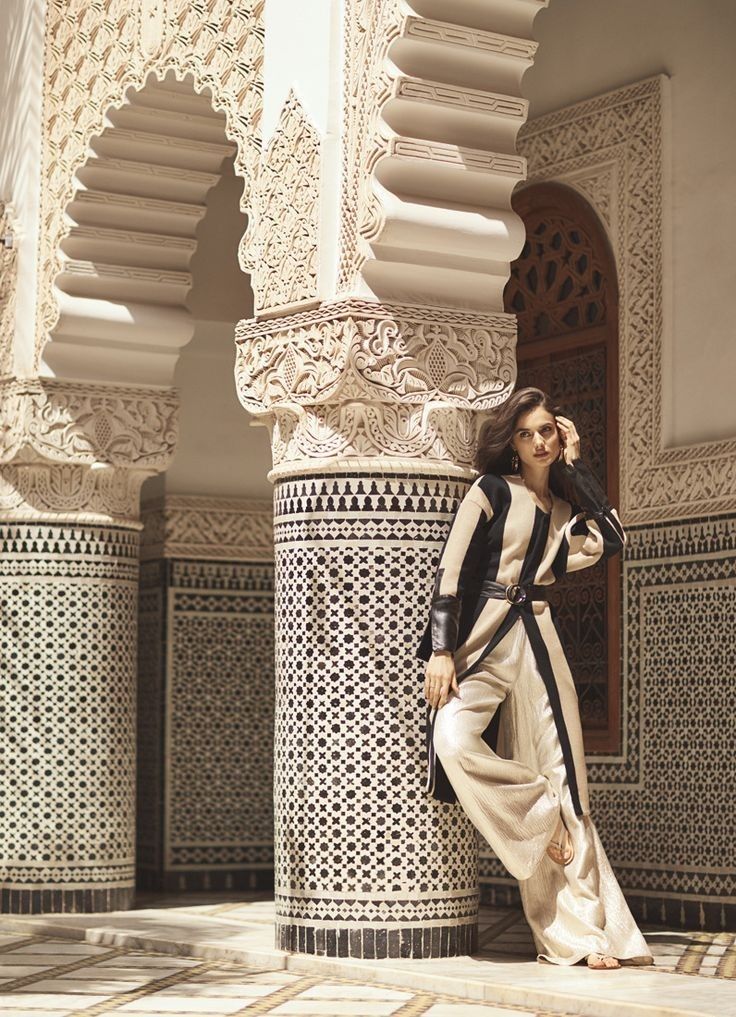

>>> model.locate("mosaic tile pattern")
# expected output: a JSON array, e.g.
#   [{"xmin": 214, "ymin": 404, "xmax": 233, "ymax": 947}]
[
  {"xmin": 137, "ymin": 558, "xmax": 275, "ymax": 892},
  {"xmin": 273, "ymin": 472, "xmax": 481, "ymax": 958},
  {"xmin": 0, "ymin": 522, "xmax": 139, "ymax": 913}
]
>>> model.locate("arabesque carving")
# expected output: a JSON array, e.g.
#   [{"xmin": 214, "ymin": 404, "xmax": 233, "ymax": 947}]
[
  {"xmin": 518, "ymin": 76, "xmax": 736, "ymax": 521},
  {"xmin": 0, "ymin": 461, "xmax": 148, "ymax": 525},
  {"xmin": 141, "ymin": 495, "xmax": 273, "ymax": 561},
  {"xmin": 255, "ymin": 91, "xmax": 320, "ymax": 313},
  {"xmin": 36, "ymin": 0, "xmax": 264, "ymax": 368},
  {"xmin": 0, "ymin": 203, "xmax": 18, "ymax": 375},
  {"xmin": 235, "ymin": 300, "xmax": 517, "ymax": 476},
  {"xmin": 236, "ymin": 300, "xmax": 516, "ymax": 410},
  {"xmin": 0, "ymin": 379, "xmax": 178, "ymax": 470}
]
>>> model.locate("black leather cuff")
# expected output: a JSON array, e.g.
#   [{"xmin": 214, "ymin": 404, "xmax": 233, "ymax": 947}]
[
  {"xmin": 561, "ymin": 458, "xmax": 613, "ymax": 517},
  {"xmin": 430, "ymin": 594, "xmax": 461, "ymax": 654}
]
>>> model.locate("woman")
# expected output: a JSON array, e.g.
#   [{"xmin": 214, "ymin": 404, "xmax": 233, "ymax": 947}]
[{"xmin": 416, "ymin": 387, "xmax": 654, "ymax": 970}]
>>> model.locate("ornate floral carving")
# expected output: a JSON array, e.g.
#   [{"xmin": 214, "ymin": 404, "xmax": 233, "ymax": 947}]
[
  {"xmin": 235, "ymin": 300, "xmax": 516, "ymax": 410},
  {"xmin": 37, "ymin": 0, "xmax": 264, "ymax": 367},
  {"xmin": 255, "ymin": 91, "xmax": 320, "ymax": 313},
  {"xmin": 141, "ymin": 495, "xmax": 273, "ymax": 560},
  {"xmin": 265, "ymin": 402, "xmax": 479, "ymax": 478},
  {"xmin": 0, "ymin": 461, "xmax": 147, "ymax": 525},
  {"xmin": 235, "ymin": 300, "xmax": 516, "ymax": 474},
  {"xmin": 0, "ymin": 202, "xmax": 18, "ymax": 375},
  {"xmin": 0, "ymin": 378, "xmax": 178, "ymax": 470},
  {"xmin": 518, "ymin": 76, "xmax": 736, "ymax": 522}
]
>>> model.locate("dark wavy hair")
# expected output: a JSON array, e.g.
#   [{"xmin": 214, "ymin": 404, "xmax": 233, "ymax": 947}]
[{"xmin": 474, "ymin": 386, "xmax": 578, "ymax": 503}]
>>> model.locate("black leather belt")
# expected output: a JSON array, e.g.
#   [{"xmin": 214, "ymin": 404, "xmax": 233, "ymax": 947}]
[{"xmin": 479, "ymin": 579, "xmax": 550, "ymax": 606}]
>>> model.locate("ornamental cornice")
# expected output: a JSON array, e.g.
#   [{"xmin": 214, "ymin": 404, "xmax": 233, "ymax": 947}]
[
  {"xmin": 235, "ymin": 300, "xmax": 517, "ymax": 414},
  {"xmin": 140, "ymin": 494, "xmax": 273, "ymax": 561},
  {"xmin": 0, "ymin": 377, "xmax": 179, "ymax": 471}
]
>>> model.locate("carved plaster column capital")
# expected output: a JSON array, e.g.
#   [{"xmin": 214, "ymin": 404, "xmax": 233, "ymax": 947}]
[
  {"xmin": 0, "ymin": 377, "xmax": 179, "ymax": 526},
  {"xmin": 235, "ymin": 299, "xmax": 518, "ymax": 480}
]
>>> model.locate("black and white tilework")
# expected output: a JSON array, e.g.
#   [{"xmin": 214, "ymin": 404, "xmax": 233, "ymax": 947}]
[
  {"xmin": 137, "ymin": 558, "xmax": 276, "ymax": 892},
  {"xmin": 0, "ymin": 522, "xmax": 140, "ymax": 913},
  {"xmin": 272, "ymin": 471, "xmax": 480, "ymax": 958}
]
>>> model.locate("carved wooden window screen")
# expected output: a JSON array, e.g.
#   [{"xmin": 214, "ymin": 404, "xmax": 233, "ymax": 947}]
[{"xmin": 505, "ymin": 182, "xmax": 621, "ymax": 753}]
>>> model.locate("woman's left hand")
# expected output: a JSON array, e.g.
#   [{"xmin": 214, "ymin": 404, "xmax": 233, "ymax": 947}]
[{"xmin": 555, "ymin": 414, "xmax": 581, "ymax": 465}]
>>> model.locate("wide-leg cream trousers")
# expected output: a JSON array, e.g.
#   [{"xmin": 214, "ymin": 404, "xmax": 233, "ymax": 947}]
[{"xmin": 433, "ymin": 616, "xmax": 653, "ymax": 966}]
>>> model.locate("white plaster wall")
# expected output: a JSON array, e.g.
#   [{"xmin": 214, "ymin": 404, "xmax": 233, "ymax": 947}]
[
  {"xmin": 0, "ymin": 0, "xmax": 45, "ymax": 376},
  {"xmin": 263, "ymin": 0, "xmax": 342, "ymax": 300},
  {"xmin": 142, "ymin": 156, "xmax": 272, "ymax": 503},
  {"xmin": 523, "ymin": 0, "xmax": 736, "ymax": 447},
  {"xmin": 162, "ymin": 317, "xmax": 272, "ymax": 499}
]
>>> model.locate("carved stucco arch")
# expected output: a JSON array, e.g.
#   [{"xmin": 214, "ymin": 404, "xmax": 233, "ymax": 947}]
[{"xmin": 36, "ymin": 0, "xmax": 265, "ymax": 375}]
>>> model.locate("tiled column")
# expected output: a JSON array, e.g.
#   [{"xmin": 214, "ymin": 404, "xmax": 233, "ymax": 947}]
[
  {"xmin": 136, "ymin": 496, "xmax": 276, "ymax": 893},
  {"xmin": 0, "ymin": 379, "xmax": 176, "ymax": 913},
  {"xmin": 238, "ymin": 0, "xmax": 547, "ymax": 957},
  {"xmin": 235, "ymin": 300, "xmax": 518, "ymax": 958}
]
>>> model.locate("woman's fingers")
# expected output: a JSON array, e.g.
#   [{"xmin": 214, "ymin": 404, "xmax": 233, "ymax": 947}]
[{"xmin": 424, "ymin": 664, "xmax": 457, "ymax": 708}]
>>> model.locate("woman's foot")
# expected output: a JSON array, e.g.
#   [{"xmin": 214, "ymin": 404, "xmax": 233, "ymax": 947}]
[
  {"xmin": 546, "ymin": 813, "xmax": 574, "ymax": 865},
  {"xmin": 587, "ymin": 952, "xmax": 621, "ymax": 969}
]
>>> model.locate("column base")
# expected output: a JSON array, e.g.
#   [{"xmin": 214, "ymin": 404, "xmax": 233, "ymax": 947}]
[
  {"xmin": 0, "ymin": 886, "xmax": 135, "ymax": 916},
  {"xmin": 276, "ymin": 920, "xmax": 478, "ymax": 959}
]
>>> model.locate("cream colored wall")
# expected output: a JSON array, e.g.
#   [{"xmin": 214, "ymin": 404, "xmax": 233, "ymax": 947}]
[
  {"xmin": 523, "ymin": 0, "xmax": 736, "ymax": 447},
  {"xmin": 163, "ymin": 317, "xmax": 273, "ymax": 499},
  {"xmin": 142, "ymin": 157, "xmax": 272, "ymax": 502},
  {"xmin": 0, "ymin": 0, "xmax": 45, "ymax": 375}
]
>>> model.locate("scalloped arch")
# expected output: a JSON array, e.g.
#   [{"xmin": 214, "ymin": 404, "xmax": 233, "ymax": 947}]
[{"xmin": 36, "ymin": 0, "xmax": 265, "ymax": 371}]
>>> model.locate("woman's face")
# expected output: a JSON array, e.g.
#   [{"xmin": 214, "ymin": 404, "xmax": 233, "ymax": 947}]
[{"xmin": 511, "ymin": 406, "xmax": 562, "ymax": 469}]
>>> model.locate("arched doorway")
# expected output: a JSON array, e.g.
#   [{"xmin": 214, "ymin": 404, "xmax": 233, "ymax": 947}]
[
  {"xmin": 505, "ymin": 182, "xmax": 621, "ymax": 753},
  {"xmin": 52, "ymin": 70, "xmax": 275, "ymax": 895}
]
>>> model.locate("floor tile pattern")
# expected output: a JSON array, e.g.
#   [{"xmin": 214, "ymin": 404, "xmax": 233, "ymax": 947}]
[
  {"xmin": 0, "ymin": 932, "xmax": 590, "ymax": 1017},
  {"xmin": 474, "ymin": 906, "xmax": 736, "ymax": 979}
]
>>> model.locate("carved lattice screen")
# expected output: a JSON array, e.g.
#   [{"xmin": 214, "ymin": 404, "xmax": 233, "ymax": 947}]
[{"xmin": 505, "ymin": 182, "xmax": 621, "ymax": 752}]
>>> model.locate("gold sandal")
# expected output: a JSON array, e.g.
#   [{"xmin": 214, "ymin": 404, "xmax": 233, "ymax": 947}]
[
  {"xmin": 587, "ymin": 952, "xmax": 621, "ymax": 969},
  {"xmin": 546, "ymin": 814, "xmax": 574, "ymax": 865}
]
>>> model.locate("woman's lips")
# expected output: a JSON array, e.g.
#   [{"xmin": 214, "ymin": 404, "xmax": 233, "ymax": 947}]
[{"xmin": 534, "ymin": 450, "xmax": 549, "ymax": 458}]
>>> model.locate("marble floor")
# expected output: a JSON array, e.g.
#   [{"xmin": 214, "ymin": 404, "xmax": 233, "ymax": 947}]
[
  {"xmin": 0, "ymin": 894, "xmax": 733, "ymax": 1017},
  {"xmin": 0, "ymin": 931, "xmax": 590, "ymax": 1017}
]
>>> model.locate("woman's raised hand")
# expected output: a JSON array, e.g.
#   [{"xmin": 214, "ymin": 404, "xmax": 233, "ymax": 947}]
[
  {"xmin": 555, "ymin": 414, "xmax": 581, "ymax": 465},
  {"xmin": 424, "ymin": 651, "xmax": 459, "ymax": 709}
]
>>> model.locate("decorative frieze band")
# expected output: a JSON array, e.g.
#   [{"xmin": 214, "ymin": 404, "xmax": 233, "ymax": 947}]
[
  {"xmin": 236, "ymin": 300, "xmax": 516, "ymax": 409},
  {"xmin": 141, "ymin": 495, "xmax": 274, "ymax": 561},
  {"xmin": 0, "ymin": 378, "xmax": 178, "ymax": 470}
]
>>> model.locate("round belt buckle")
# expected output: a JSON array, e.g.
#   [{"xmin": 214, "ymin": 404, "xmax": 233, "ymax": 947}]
[{"xmin": 505, "ymin": 583, "xmax": 527, "ymax": 605}]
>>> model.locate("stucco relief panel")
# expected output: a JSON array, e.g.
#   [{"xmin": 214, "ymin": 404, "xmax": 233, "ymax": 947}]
[
  {"xmin": 0, "ymin": 203, "xmax": 18, "ymax": 376},
  {"xmin": 255, "ymin": 91, "xmax": 321, "ymax": 313},
  {"xmin": 517, "ymin": 75, "xmax": 735, "ymax": 522}
]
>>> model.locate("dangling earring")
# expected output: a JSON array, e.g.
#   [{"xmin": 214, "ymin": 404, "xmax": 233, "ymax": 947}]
[{"xmin": 511, "ymin": 448, "xmax": 519, "ymax": 472}]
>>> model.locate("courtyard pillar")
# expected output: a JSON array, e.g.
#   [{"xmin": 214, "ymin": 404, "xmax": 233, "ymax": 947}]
[
  {"xmin": 0, "ymin": 378, "xmax": 176, "ymax": 912},
  {"xmin": 242, "ymin": 0, "xmax": 547, "ymax": 957},
  {"xmin": 235, "ymin": 300, "xmax": 518, "ymax": 957}
]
